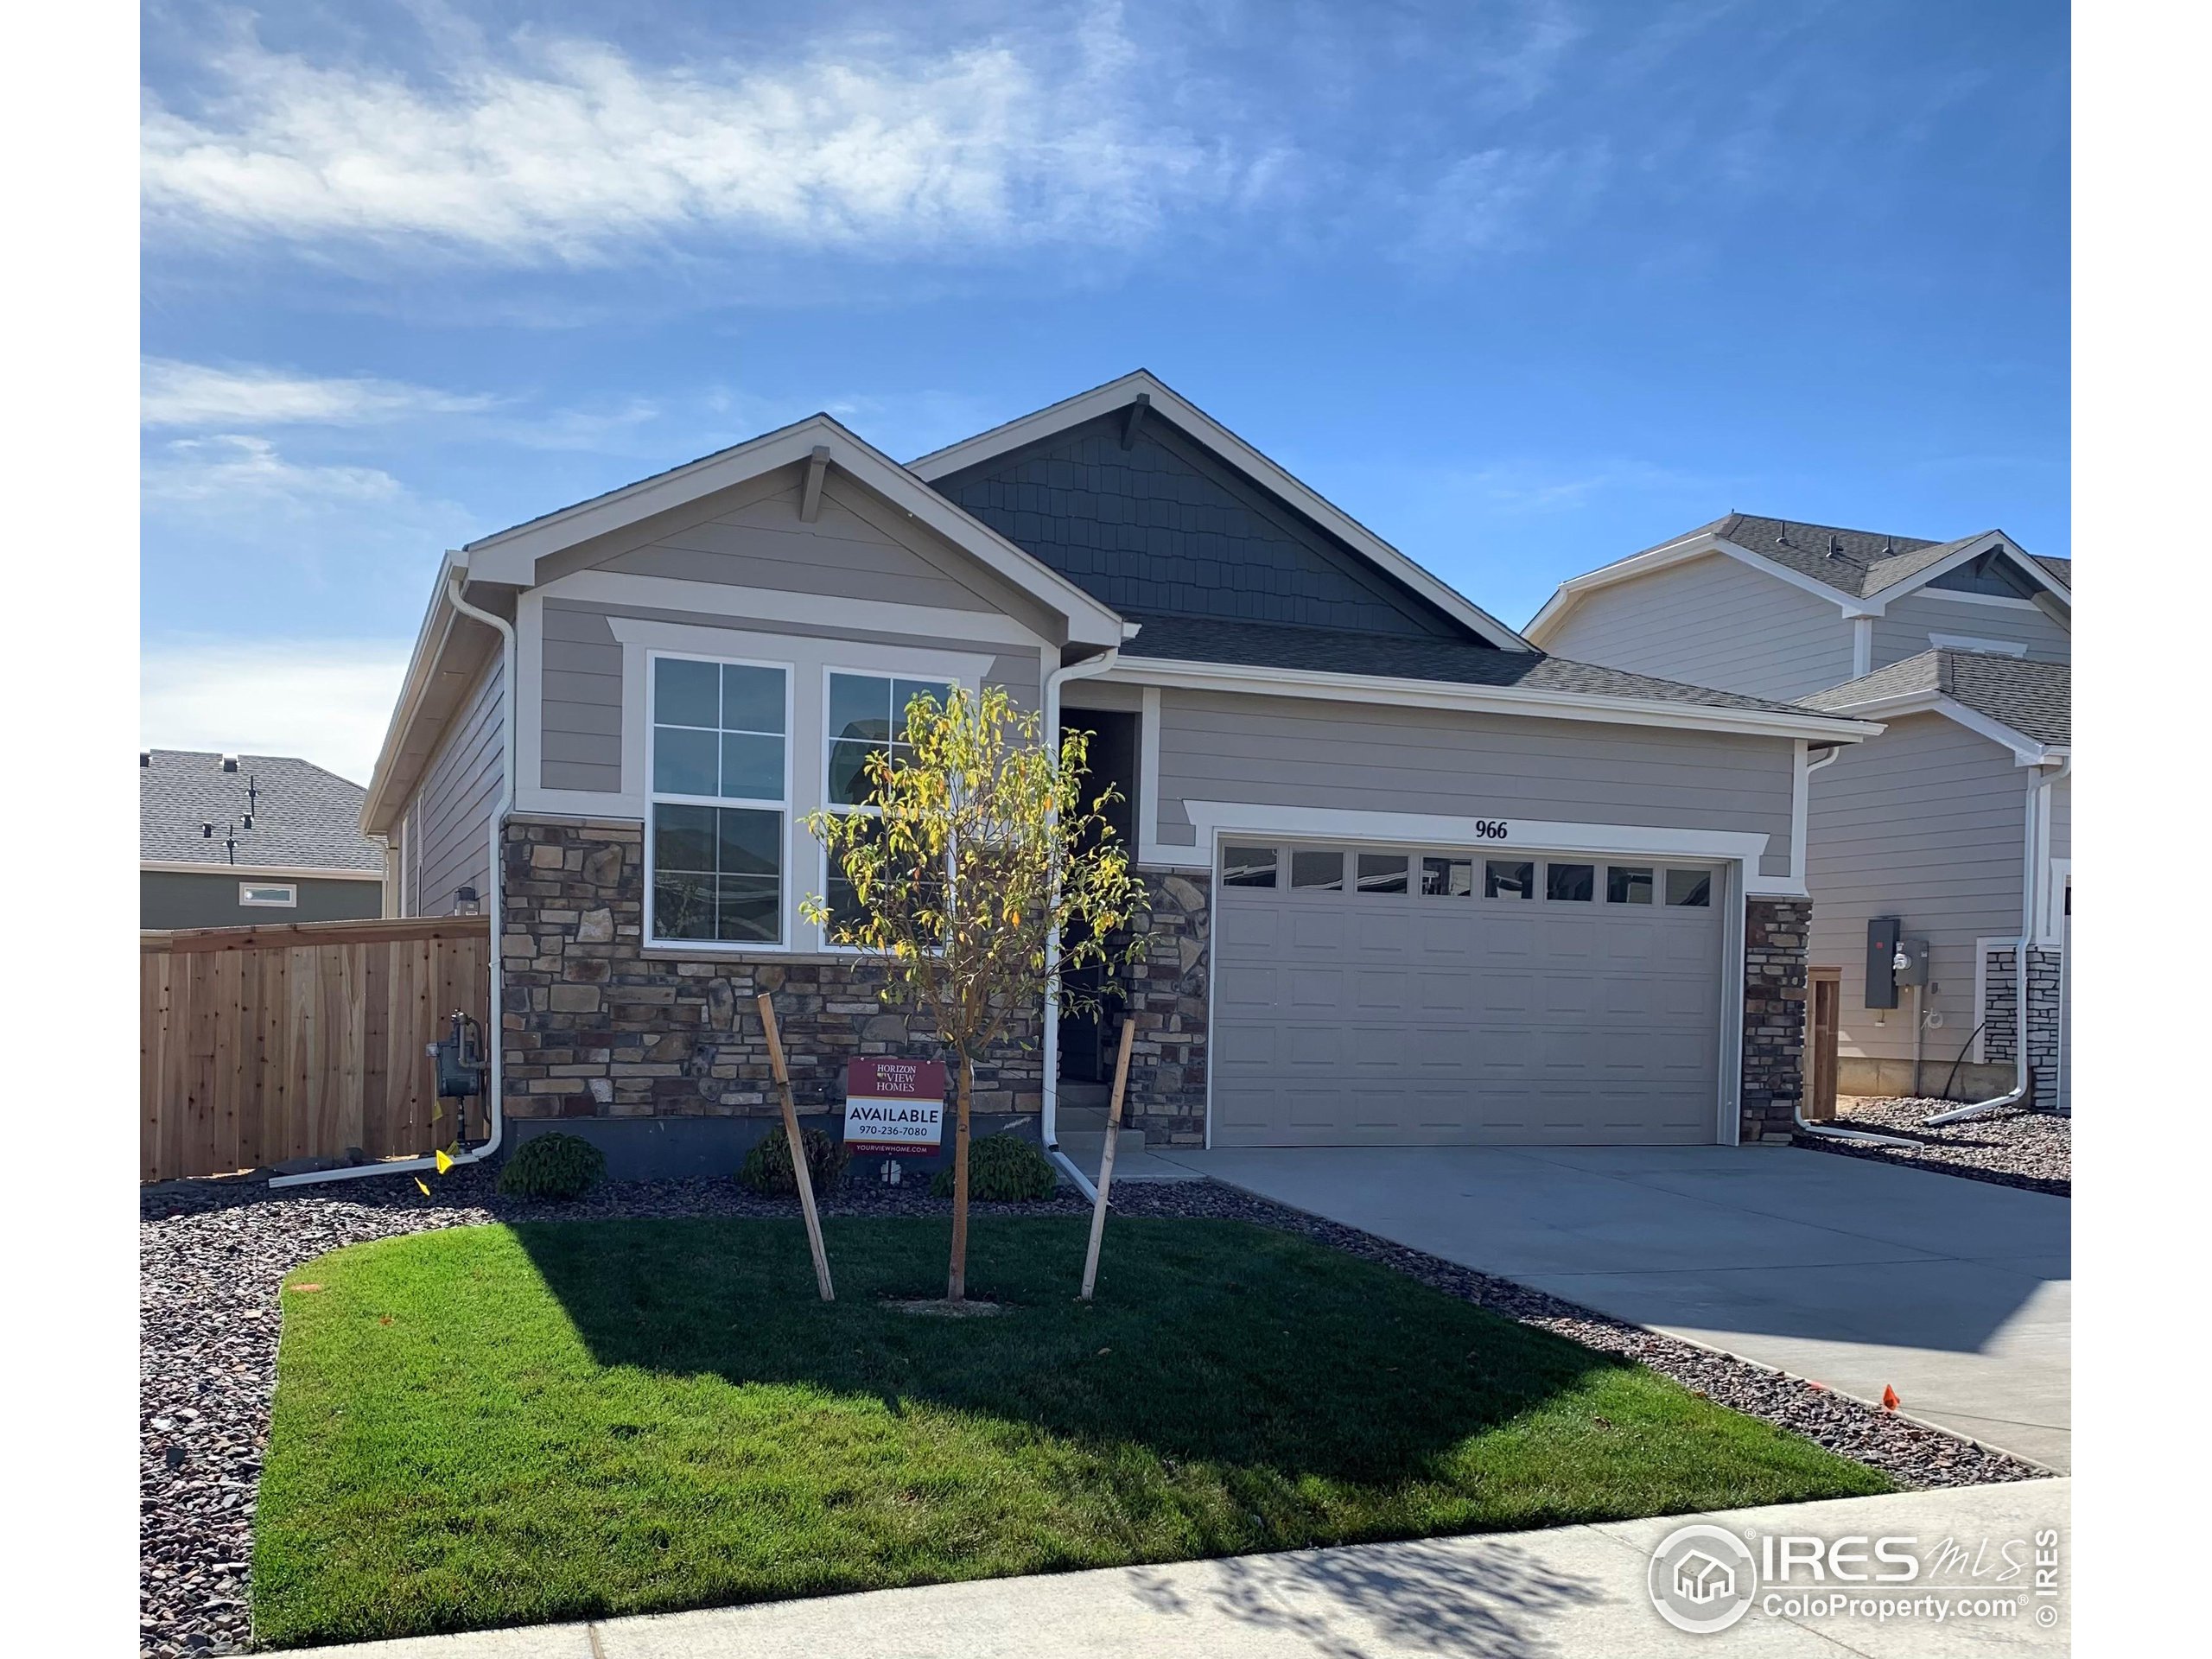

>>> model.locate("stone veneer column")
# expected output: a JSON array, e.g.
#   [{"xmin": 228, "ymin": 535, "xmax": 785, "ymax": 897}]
[
  {"xmin": 1740, "ymin": 898, "xmax": 1811, "ymax": 1142},
  {"xmin": 499, "ymin": 817, "xmax": 1039, "ymax": 1125},
  {"xmin": 1982, "ymin": 944, "xmax": 2063, "ymax": 1109},
  {"xmin": 1120, "ymin": 868, "xmax": 1211, "ymax": 1146}
]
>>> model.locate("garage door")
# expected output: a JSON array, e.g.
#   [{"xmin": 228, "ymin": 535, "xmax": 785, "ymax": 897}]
[{"xmin": 1211, "ymin": 842, "xmax": 1727, "ymax": 1147}]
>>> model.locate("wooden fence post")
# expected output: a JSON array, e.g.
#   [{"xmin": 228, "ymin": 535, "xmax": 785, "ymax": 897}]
[
  {"xmin": 1079, "ymin": 1018, "xmax": 1138, "ymax": 1301},
  {"xmin": 756, "ymin": 993, "xmax": 836, "ymax": 1302}
]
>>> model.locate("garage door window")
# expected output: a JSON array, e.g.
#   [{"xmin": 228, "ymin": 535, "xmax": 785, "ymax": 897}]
[
  {"xmin": 1545, "ymin": 862, "xmax": 1595, "ymax": 902},
  {"xmin": 1484, "ymin": 859, "xmax": 1534, "ymax": 899},
  {"xmin": 1665, "ymin": 868, "xmax": 1713, "ymax": 907},
  {"xmin": 1291, "ymin": 849, "xmax": 1344, "ymax": 891},
  {"xmin": 1356, "ymin": 852, "xmax": 1408, "ymax": 894},
  {"xmin": 1222, "ymin": 844, "xmax": 1278, "ymax": 887},
  {"xmin": 1607, "ymin": 866, "xmax": 1655, "ymax": 905},
  {"xmin": 1421, "ymin": 855, "xmax": 1474, "ymax": 897}
]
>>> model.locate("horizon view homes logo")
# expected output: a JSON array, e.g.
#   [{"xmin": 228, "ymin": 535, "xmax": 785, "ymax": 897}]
[{"xmin": 1649, "ymin": 1524, "xmax": 1758, "ymax": 1633}]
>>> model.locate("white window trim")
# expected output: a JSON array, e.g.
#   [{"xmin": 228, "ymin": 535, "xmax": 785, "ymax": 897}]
[
  {"xmin": 238, "ymin": 881, "xmax": 298, "ymax": 908},
  {"xmin": 816, "ymin": 664, "xmax": 975, "ymax": 956},
  {"xmin": 1929, "ymin": 632, "xmax": 2029, "ymax": 657},
  {"xmin": 643, "ymin": 648, "xmax": 797, "ymax": 953}
]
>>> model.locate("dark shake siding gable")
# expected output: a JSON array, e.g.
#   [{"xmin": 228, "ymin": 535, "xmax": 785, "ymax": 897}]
[{"xmin": 931, "ymin": 411, "xmax": 1473, "ymax": 639}]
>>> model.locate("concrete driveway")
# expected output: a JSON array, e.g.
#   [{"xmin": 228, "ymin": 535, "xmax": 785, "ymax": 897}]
[{"xmin": 1155, "ymin": 1144, "xmax": 2070, "ymax": 1471}]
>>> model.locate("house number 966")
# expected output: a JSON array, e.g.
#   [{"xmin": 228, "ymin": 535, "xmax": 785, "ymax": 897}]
[{"xmin": 1472, "ymin": 820, "xmax": 1510, "ymax": 839}]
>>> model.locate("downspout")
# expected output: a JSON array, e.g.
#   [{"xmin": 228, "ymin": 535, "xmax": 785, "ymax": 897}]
[
  {"xmin": 270, "ymin": 569, "xmax": 518, "ymax": 1190},
  {"xmin": 1039, "ymin": 639, "xmax": 1126, "ymax": 1203},
  {"xmin": 1787, "ymin": 746, "xmax": 1920, "ymax": 1150},
  {"xmin": 1925, "ymin": 756, "xmax": 2070, "ymax": 1127}
]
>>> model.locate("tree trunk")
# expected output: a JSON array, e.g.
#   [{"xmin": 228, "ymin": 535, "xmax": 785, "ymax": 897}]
[{"xmin": 946, "ymin": 1054, "xmax": 973, "ymax": 1302}]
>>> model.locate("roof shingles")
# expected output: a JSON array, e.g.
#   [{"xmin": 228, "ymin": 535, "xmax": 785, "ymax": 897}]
[
  {"xmin": 141, "ymin": 750, "xmax": 384, "ymax": 870},
  {"xmin": 1119, "ymin": 613, "xmax": 1853, "ymax": 720},
  {"xmin": 1801, "ymin": 650, "xmax": 2070, "ymax": 747}
]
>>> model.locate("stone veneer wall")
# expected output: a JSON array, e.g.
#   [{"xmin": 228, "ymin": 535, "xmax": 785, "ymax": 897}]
[
  {"xmin": 1740, "ymin": 898, "xmax": 1811, "ymax": 1142},
  {"xmin": 499, "ymin": 817, "xmax": 1039, "ymax": 1123},
  {"xmin": 1981, "ymin": 945, "xmax": 2065, "ymax": 1110},
  {"xmin": 1120, "ymin": 868, "xmax": 1211, "ymax": 1145}
]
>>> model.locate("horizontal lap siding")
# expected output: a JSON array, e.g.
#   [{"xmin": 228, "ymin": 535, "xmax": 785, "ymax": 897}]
[
  {"xmin": 1541, "ymin": 555, "xmax": 1853, "ymax": 702},
  {"xmin": 542, "ymin": 602, "xmax": 623, "ymax": 791},
  {"xmin": 1155, "ymin": 690, "xmax": 1798, "ymax": 875},
  {"xmin": 1871, "ymin": 591, "xmax": 2070, "ymax": 668},
  {"xmin": 410, "ymin": 659, "xmax": 505, "ymax": 917},
  {"xmin": 1804, "ymin": 713, "xmax": 2028, "ymax": 1062},
  {"xmin": 599, "ymin": 474, "xmax": 1002, "ymax": 613}
]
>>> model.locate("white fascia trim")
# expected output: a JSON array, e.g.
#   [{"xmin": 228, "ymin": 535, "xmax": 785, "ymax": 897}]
[
  {"xmin": 907, "ymin": 370, "xmax": 1533, "ymax": 652},
  {"xmin": 1524, "ymin": 531, "xmax": 1869, "ymax": 643},
  {"xmin": 1164, "ymin": 802, "xmax": 1790, "ymax": 893},
  {"xmin": 1808, "ymin": 689, "xmax": 2052, "ymax": 764},
  {"xmin": 1867, "ymin": 531, "xmax": 2071, "ymax": 607},
  {"xmin": 1107, "ymin": 655, "xmax": 1881, "ymax": 742},
  {"xmin": 462, "ymin": 415, "xmax": 1124, "ymax": 648},
  {"xmin": 140, "ymin": 861, "xmax": 385, "ymax": 881},
  {"xmin": 362, "ymin": 550, "xmax": 469, "ymax": 835},
  {"xmin": 539, "ymin": 569, "xmax": 1051, "ymax": 649}
]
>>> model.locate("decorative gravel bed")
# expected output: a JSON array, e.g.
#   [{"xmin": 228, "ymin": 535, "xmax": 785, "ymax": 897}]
[
  {"xmin": 141, "ymin": 1165, "xmax": 2045, "ymax": 1657},
  {"xmin": 1794, "ymin": 1098, "xmax": 2070, "ymax": 1196}
]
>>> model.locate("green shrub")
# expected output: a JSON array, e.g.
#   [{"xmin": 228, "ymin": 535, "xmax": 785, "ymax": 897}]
[
  {"xmin": 738, "ymin": 1123, "xmax": 851, "ymax": 1196},
  {"xmin": 497, "ymin": 1133, "xmax": 606, "ymax": 1200},
  {"xmin": 931, "ymin": 1134, "xmax": 1058, "ymax": 1201}
]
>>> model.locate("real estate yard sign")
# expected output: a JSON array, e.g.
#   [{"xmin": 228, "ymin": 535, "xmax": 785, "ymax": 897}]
[{"xmin": 842, "ymin": 1058, "xmax": 947, "ymax": 1154}]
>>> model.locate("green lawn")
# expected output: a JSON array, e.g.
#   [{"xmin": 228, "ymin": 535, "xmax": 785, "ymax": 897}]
[{"xmin": 254, "ymin": 1216, "xmax": 1891, "ymax": 1646}]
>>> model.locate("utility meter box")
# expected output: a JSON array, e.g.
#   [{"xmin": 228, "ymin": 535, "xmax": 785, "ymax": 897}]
[
  {"xmin": 1895, "ymin": 937, "xmax": 1932, "ymax": 988},
  {"xmin": 1865, "ymin": 917, "xmax": 1904, "ymax": 1009}
]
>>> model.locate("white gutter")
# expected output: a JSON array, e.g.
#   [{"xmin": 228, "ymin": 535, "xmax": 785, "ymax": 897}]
[
  {"xmin": 270, "ymin": 572, "xmax": 518, "ymax": 1189},
  {"xmin": 1039, "ymin": 639, "xmax": 1127, "ymax": 1160},
  {"xmin": 1925, "ymin": 756, "xmax": 2071, "ymax": 1127},
  {"xmin": 1786, "ymin": 747, "xmax": 1920, "ymax": 1150}
]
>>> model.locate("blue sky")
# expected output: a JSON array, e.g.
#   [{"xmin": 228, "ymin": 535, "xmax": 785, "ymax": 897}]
[{"xmin": 141, "ymin": 0, "xmax": 2069, "ymax": 780}]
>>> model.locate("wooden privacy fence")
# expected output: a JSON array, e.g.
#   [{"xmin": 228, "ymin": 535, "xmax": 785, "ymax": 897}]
[{"xmin": 141, "ymin": 915, "xmax": 491, "ymax": 1182}]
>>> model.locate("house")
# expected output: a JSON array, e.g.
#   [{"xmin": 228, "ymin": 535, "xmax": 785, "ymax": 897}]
[
  {"xmin": 1526, "ymin": 513, "xmax": 2072, "ymax": 1110},
  {"xmin": 141, "ymin": 749, "xmax": 388, "ymax": 928},
  {"xmin": 362, "ymin": 372, "xmax": 1880, "ymax": 1177}
]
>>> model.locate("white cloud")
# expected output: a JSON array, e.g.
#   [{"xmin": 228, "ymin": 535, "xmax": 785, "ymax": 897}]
[
  {"xmin": 142, "ymin": 432, "xmax": 412, "ymax": 505},
  {"xmin": 141, "ymin": 637, "xmax": 413, "ymax": 786},
  {"xmin": 1390, "ymin": 143, "xmax": 1609, "ymax": 266},
  {"xmin": 142, "ymin": 357, "xmax": 496, "ymax": 428},
  {"xmin": 142, "ymin": 20, "xmax": 1258, "ymax": 265}
]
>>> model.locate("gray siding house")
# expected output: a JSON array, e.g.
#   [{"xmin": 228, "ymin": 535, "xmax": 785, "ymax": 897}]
[
  {"xmin": 141, "ymin": 749, "xmax": 387, "ymax": 928},
  {"xmin": 1528, "ymin": 513, "xmax": 2072, "ymax": 1109},
  {"xmin": 363, "ymin": 373, "xmax": 1878, "ymax": 1175}
]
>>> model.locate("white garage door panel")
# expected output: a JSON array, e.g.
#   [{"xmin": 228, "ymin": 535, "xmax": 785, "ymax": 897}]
[{"xmin": 1213, "ymin": 846, "xmax": 1726, "ymax": 1147}]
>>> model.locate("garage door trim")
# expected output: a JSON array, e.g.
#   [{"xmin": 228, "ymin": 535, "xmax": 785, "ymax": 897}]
[{"xmin": 1197, "ymin": 823, "xmax": 1751, "ymax": 1150}]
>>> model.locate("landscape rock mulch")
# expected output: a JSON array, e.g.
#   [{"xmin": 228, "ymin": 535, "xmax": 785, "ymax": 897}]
[
  {"xmin": 141, "ymin": 1164, "xmax": 2047, "ymax": 1657},
  {"xmin": 1793, "ymin": 1098, "xmax": 2070, "ymax": 1196}
]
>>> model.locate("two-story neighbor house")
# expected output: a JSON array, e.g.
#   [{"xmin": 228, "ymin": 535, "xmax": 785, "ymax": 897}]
[
  {"xmin": 1527, "ymin": 513, "xmax": 2072, "ymax": 1112},
  {"xmin": 363, "ymin": 376, "xmax": 1879, "ymax": 1177}
]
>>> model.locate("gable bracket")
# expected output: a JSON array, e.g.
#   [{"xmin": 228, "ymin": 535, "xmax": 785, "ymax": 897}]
[
  {"xmin": 1120, "ymin": 392, "xmax": 1151, "ymax": 451},
  {"xmin": 798, "ymin": 445, "xmax": 830, "ymax": 524}
]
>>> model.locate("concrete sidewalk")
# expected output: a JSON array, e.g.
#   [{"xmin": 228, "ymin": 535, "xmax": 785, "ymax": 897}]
[
  {"xmin": 1156, "ymin": 1144, "xmax": 2071, "ymax": 1470},
  {"xmin": 287, "ymin": 1479, "xmax": 2069, "ymax": 1658}
]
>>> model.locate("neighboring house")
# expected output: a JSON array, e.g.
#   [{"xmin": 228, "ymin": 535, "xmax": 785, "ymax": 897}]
[
  {"xmin": 1526, "ymin": 514, "xmax": 2072, "ymax": 1109},
  {"xmin": 141, "ymin": 749, "xmax": 387, "ymax": 928},
  {"xmin": 363, "ymin": 372, "xmax": 1878, "ymax": 1177}
]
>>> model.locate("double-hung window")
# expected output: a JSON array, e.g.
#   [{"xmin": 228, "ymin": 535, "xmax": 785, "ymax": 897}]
[
  {"xmin": 823, "ymin": 671, "xmax": 955, "ymax": 938},
  {"xmin": 648, "ymin": 654, "xmax": 790, "ymax": 946}
]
